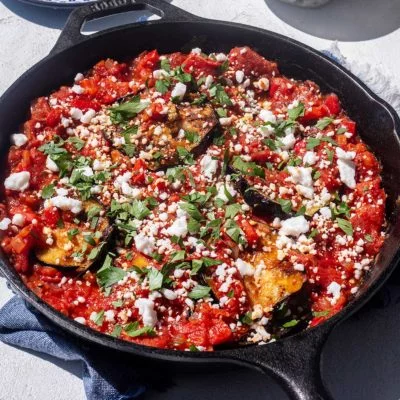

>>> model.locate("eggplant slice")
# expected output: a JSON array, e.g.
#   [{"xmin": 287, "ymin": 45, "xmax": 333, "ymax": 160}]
[
  {"xmin": 35, "ymin": 201, "xmax": 112, "ymax": 272},
  {"xmin": 241, "ymin": 244, "xmax": 306, "ymax": 313},
  {"xmin": 106, "ymin": 102, "xmax": 218, "ymax": 170},
  {"xmin": 241, "ymin": 222, "xmax": 305, "ymax": 312}
]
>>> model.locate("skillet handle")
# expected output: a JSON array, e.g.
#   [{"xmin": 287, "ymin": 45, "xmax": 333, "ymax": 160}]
[
  {"xmin": 232, "ymin": 324, "xmax": 335, "ymax": 400},
  {"xmin": 51, "ymin": 0, "xmax": 201, "ymax": 55}
]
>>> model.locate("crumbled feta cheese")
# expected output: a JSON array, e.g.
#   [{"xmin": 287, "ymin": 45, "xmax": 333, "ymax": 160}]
[
  {"xmin": 162, "ymin": 289, "xmax": 177, "ymax": 301},
  {"xmin": 327, "ymin": 281, "xmax": 342, "ymax": 305},
  {"xmin": 205, "ymin": 75, "xmax": 213, "ymax": 89},
  {"xmin": 236, "ymin": 258, "xmax": 254, "ymax": 276},
  {"xmin": 12, "ymin": 213, "xmax": 25, "ymax": 227},
  {"xmin": 135, "ymin": 298, "xmax": 157, "ymax": 327},
  {"xmin": 71, "ymin": 84, "xmax": 84, "ymax": 94},
  {"xmin": 11, "ymin": 133, "xmax": 28, "ymax": 147},
  {"xmin": 319, "ymin": 207, "xmax": 332, "ymax": 219},
  {"xmin": 166, "ymin": 217, "xmax": 188, "ymax": 238},
  {"xmin": 80, "ymin": 109, "xmax": 96, "ymax": 124},
  {"xmin": 259, "ymin": 109, "xmax": 276, "ymax": 124},
  {"xmin": 219, "ymin": 117, "xmax": 232, "ymax": 126},
  {"xmin": 0, "ymin": 218, "xmax": 11, "ymax": 230},
  {"xmin": 191, "ymin": 47, "xmax": 202, "ymax": 54},
  {"xmin": 153, "ymin": 69, "xmax": 169, "ymax": 79},
  {"xmin": 74, "ymin": 73, "xmax": 84, "ymax": 82},
  {"xmin": 46, "ymin": 156, "xmax": 59, "ymax": 172},
  {"xmin": 235, "ymin": 70, "xmax": 244, "ymax": 84},
  {"xmin": 200, "ymin": 155, "xmax": 219, "ymax": 179},
  {"xmin": 4, "ymin": 171, "xmax": 30, "ymax": 192},
  {"xmin": 45, "ymin": 196, "xmax": 82, "ymax": 214},
  {"xmin": 171, "ymin": 82, "xmax": 187, "ymax": 100},
  {"xmin": 279, "ymin": 216, "xmax": 309, "ymax": 237},
  {"xmin": 70, "ymin": 107, "xmax": 83, "ymax": 120},
  {"xmin": 303, "ymin": 151, "xmax": 317, "ymax": 166},
  {"xmin": 134, "ymin": 233, "xmax": 155, "ymax": 256},
  {"xmin": 215, "ymin": 53, "xmax": 227, "ymax": 62},
  {"xmin": 254, "ymin": 77, "xmax": 270, "ymax": 91},
  {"xmin": 336, "ymin": 147, "xmax": 356, "ymax": 189},
  {"xmin": 215, "ymin": 182, "xmax": 237, "ymax": 203},
  {"xmin": 287, "ymin": 166, "xmax": 313, "ymax": 187},
  {"xmin": 74, "ymin": 317, "xmax": 86, "ymax": 325},
  {"xmin": 280, "ymin": 133, "xmax": 296, "ymax": 150}
]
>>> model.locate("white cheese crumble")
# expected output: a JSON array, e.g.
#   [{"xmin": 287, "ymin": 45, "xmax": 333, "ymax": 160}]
[
  {"xmin": 134, "ymin": 233, "xmax": 156, "ymax": 255},
  {"xmin": 235, "ymin": 258, "xmax": 254, "ymax": 276},
  {"xmin": 12, "ymin": 213, "xmax": 25, "ymax": 227},
  {"xmin": 327, "ymin": 281, "xmax": 341, "ymax": 305},
  {"xmin": 4, "ymin": 171, "xmax": 30, "ymax": 192},
  {"xmin": 80, "ymin": 109, "xmax": 96, "ymax": 124},
  {"xmin": 0, "ymin": 218, "xmax": 11, "ymax": 230},
  {"xmin": 46, "ymin": 156, "xmax": 59, "ymax": 172},
  {"xmin": 336, "ymin": 147, "xmax": 356, "ymax": 189},
  {"xmin": 166, "ymin": 217, "xmax": 188, "ymax": 238},
  {"xmin": 235, "ymin": 70, "xmax": 244, "ymax": 84},
  {"xmin": 303, "ymin": 151, "xmax": 317, "ymax": 166},
  {"xmin": 171, "ymin": 82, "xmax": 187, "ymax": 100},
  {"xmin": 259, "ymin": 109, "xmax": 276, "ymax": 124},
  {"xmin": 279, "ymin": 216, "xmax": 310, "ymax": 237},
  {"xmin": 11, "ymin": 134, "xmax": 28, "ymax": 147},
  {"xmin": 200, "ymin": 155, "xmax": 218, "ymax": 179},
  {"xmin": 287, "ymin": 166, "xmax": 313, "ymax": 187},
  {"xmin": 45, "ymin": 196, "xmax": 82, "ymax": 214},
  {"xmin": 135, "ymin": 298, "xmax": 158, "ymax": 327},
  {"xmin": 215, "ymin": 182, "xmax": 237, "ymax": 203}
]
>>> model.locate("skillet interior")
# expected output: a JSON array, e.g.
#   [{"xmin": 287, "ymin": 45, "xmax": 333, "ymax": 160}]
[{"xmin": 0, "ymin": 20, "xmax": 400, "ymax": 363}]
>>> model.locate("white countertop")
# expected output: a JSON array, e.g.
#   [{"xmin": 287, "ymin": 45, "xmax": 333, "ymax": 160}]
[{"xmin": 0, "ymin": 0, "xmax": 399, "ymax": 399}]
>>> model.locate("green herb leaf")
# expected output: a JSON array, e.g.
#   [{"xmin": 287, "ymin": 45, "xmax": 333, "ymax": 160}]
[
  {"xmin": 90, "ymin": 310, "xmax": 105, "ymax": 326},
  {"xmin": 306, "ymin": 137, "xmax": 321, "ymax": 150},
  {"xmin": 364, "ymin": 234, "xmax": 373, "ymax": 242},
  {"xmin": 111, "ymin": 324, "xmax": 122, "ymax": 338},
  {"xmin": 155, "ymin": 79, "xmax": 170, "ymax": 94},
  {"xmin": 96, "ymin": 254, "xmax": 127, "ymax": 289},
  {"xmin": 277, "ymin": 198, "xmax": 293, "ymax": 214},
  {"xmin": 88, "ymin": 242, "xmax": 106, "ymax": 260},
  {"xmin": 131, "ymin": 200, "xmax": 150, "ymax": 220},
  {"xmin": 184, "ymin": 130, "xmax": 200, "ymax": 144},
  {"xmin": 179, "ymin": 202, "xmax": 203, "ymax": 221},
  {"xmin": 241, "ymin": 312, "xmax": 253, "ymax": 325},
  {"xmin": 188, "ymin": 284, "xmax": 211, "ymax": 299},
  {"xmin": 176, "ymin": 146, "xmax": 195, "ymax": 165},
  {"xmin": 287, "ymin": 102, "xmax": 305, "ymax": 121},
  {"xmin": 170, "ymin": 250, "xmax": 186, "ymax": 262},
  {"xmin": 316, "ymin": 117, "xmax": 334, "ymax": 130},
  {"xmin": 109, "ymin": 96, "xmax": 149, "ymax": 124},
  {"xmin": 67, "ymin": 228, "xmax": 79, "ymax": 241},
  {"xmin": 148, "ymin": 268, "xmax": 163, "ymax": 291},
  {"xmin": 232, "ymin": 156, "xmax": 265, "ymax": 178},
  {"xmin": 124, "ymin": 321, "xmax": 156, "ymax": 337},
  {"xmin": 41, "ymin": 183, "xmax": 55, "ymax": 199},
  {"xmin": 312, "ymin": 310, "xmax": 330, "ymax": 318},
  {"xmin": 337, "ymin": 218, "xmax": 353, "ymax": 236},
  {"xmin": 67, "ymin": 136, "xmax": 85, "ymax": 150},
  {"xmin": 160, "ymin": 58, "xmax": 171, "ymax": 72},
  {"xmin": 282, "ymin": 319, "xmax": 299, "ymax": 328},
  {"xmin": 225, "ymin": 204, "xmax": 242, "ymax": 219}
]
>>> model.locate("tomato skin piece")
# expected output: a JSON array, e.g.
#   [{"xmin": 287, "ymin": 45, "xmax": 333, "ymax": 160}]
[
  {"xmin": 251, "ymin": 149, "xmax": 277, "ymax": 164},
  {"xmin": 324, "ymin": 93, "xmax": 341, "ymax": 116},
  {"xmin": 131, "ymin": 159, "xmax": 147, "ymax": 185},
  {"xmin": 71, "ymin": 97, "xmax": 101, "ymax": 112},
  {"xmin": 228, "ymin": 46, "xmax": 279, "ymax": 78},
  {"xmin": 134, "ymin": 50, "xmax": 160, "ymax": 82},
  {"xmin": 302, "ymin": 105, "xmax": 330, "ymax": 122},
  {"xmin": 182, "ymin": 53, "xmax": 221, "ymax": 76},
  {"xmin": 167, "ymin": 52, "xmax": 187, "ymax": 69}
]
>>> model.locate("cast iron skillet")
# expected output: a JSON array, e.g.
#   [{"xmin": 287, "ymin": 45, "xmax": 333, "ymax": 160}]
[{"xmin": 1, "ymin": 1, "xmax": 400, "ymax": 398}]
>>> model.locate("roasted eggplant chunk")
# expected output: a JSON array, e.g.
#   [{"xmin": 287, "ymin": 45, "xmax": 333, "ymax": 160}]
[
  {"xmin": 35, "ymin": 201, "xmax": 112, "ymax": 271},
  {"xmin": 242, "ymin": 246, "xmax": 305, "ymax": 312},
  {"xmin": 148, "ymin": 103, "xmax": 218, "ymax": 170},
  {"xmin": 234, "ymin": 174, "xmax": 293, "ymax": 220}
]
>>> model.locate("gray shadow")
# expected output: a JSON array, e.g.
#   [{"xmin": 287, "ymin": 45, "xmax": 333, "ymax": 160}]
[{"xmin": 265, "ymin": 0, "xmax": 400, "ymax": 41}]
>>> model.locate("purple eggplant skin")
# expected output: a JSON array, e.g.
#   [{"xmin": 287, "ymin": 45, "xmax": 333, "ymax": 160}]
[{"xmin": 231, "ymin": 171, "xmax": 294, "ymax": 220}]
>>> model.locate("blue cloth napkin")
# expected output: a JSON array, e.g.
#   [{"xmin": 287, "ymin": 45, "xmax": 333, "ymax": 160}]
[{"xmin": 0, "ymin": 295, "xmax": 146, "ymax": 400}]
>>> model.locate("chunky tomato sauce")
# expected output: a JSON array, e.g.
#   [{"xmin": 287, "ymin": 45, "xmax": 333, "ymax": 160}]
[{"xmin": 0, "ymin": 47, "xmax": 385, "ymax": 350}]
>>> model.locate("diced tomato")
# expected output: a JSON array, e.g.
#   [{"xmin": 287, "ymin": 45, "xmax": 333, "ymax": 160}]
[
  {"xmin": 167, "ymin": 52, "xmax": 187, "ymax": 69},
  {"xmin": 46, "ymin": 109, "xmax": 62, "ymax": 128},
  {"xmin": 208, "ymin": 319, "xmax": 232, "ymax": 345},
  {"xmin": 42, "ymin": 207, "xmax": 61, "ymax": 228},
  {"xmin": 131, "ymin": 159, "xmax": 147, "ymax": 185},
  {"xmin": 182, "ymin": 53, "xmax": 221, "ymax": 77},
  {"xmin": 251, "ymin": 149, "xmax": 277, "ymax": 164},
  {"xmin": 228, "ymin": 46, "xmax": 279, "ymax": 78},
  {"xmin": 238, "ymin": 218, "xmax": 259, "ymax": 247},
  {"xmin": 31, "ymin": 97, "xmax": 51, "ymax": 121},
  {"xmin": 134, "ymin": 50, "xmax": 160, "ymax": 82},
  {"xmin": 324, "ymin": 93, "xmax": 341, "ymax": 116},
  {"xmin": 71, "ymin": 97, "xmax": 101, "ymax": 112},
  {"xmin": 92, "ymin": 59, "xmax": 128, "ymax": 78},
  {"xmin": 302, "ymin": 105, "xmax": 330, "ymax": 122},
  {"xmin": 80, "ymin": 78, "xmax": 99, "ymax": 96},
  {"xmin": 341, "ymin": 119, "xmax": 356, "ymax": 134}
]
